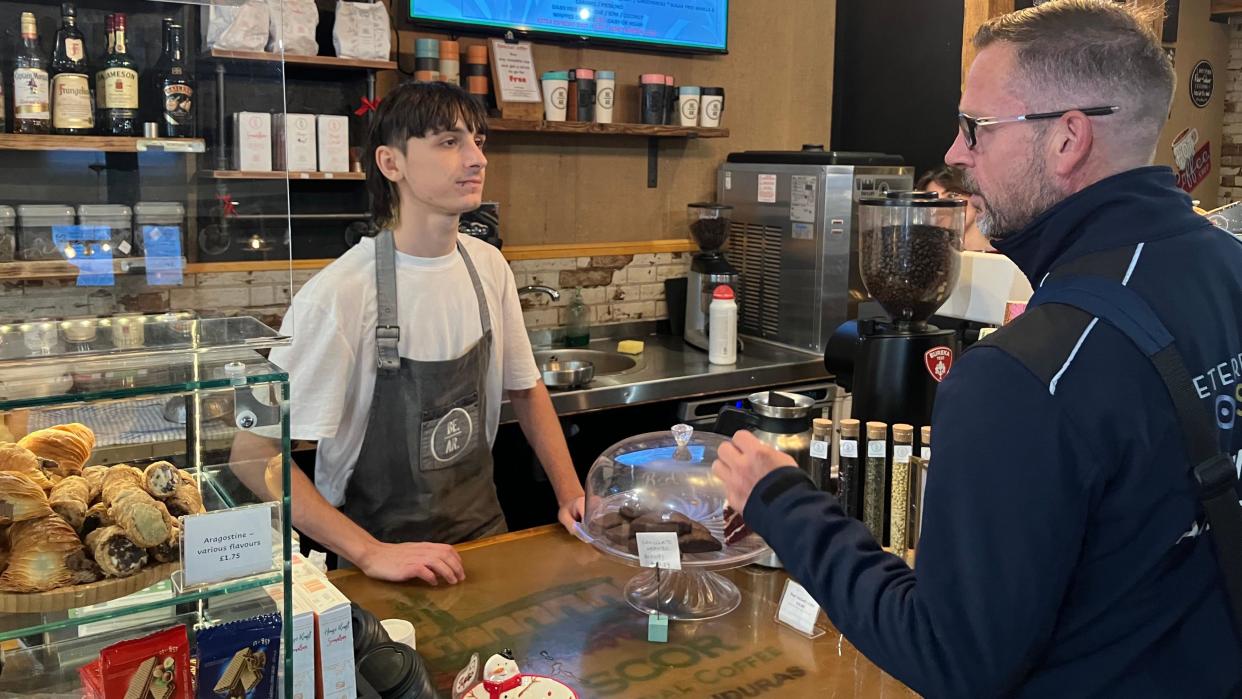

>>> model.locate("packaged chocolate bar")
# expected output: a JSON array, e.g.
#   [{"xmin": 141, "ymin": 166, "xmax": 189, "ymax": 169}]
[
  {"xmin": 195, "ymin": 613, "xmax": 282, "ymax": 699},
  {"xmin": 100, "ymin": 625, "xmax": 191, "ymax": 699}
]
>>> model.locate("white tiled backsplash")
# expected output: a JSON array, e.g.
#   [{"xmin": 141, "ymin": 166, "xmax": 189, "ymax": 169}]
[{"xmin": 511, "ymin": 252, "xmax": 690, "ymax": 329}]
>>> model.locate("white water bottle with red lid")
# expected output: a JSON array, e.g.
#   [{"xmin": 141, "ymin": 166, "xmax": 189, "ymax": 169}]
[{"xmin": 709, "ymin": 284, "xmax": 738, "ymax": 365}]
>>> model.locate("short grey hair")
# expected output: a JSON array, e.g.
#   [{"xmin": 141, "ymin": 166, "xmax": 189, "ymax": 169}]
[{"xmin": 974, "ymin": 0, "xmax": 1174, "ymax": 150}]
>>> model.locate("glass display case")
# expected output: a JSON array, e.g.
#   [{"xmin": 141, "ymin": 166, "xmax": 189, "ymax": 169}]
[{"xmin": 0, "ymin": 0, "xmax": 298, "ymax": 693}]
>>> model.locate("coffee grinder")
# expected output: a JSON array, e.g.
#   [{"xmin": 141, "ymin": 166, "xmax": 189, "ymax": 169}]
[
  {"xmin": 684, "ymin": 203, "xmax": 741, "ymax": 352},
  {"xmin": 825, "ymin": 191, "xmax": 964, "ymax": 431}
]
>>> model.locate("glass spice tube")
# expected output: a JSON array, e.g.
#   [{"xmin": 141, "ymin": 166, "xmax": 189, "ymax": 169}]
[
  {"xmin": 838, "ymin": 419, "xmax": 861, "ymax": 519},
  {"xmin": 810, "ymin": 418, "xmax": 832, "ymax": 492},
  {"xmin": 915, "ymin": 426, "xmax": 932, "ymax": 547},
  {"xmin": 864, "ymin": 421, "xmax": 888, "ymax": 541},
  {"xmin": 890, "ymin": 424, "xmax": 914, "ymax": 562}
]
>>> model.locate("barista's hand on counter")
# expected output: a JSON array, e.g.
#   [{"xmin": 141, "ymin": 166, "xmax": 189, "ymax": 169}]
[
  {"xmin": 558, "ymin": 495, "xmax": 586, "ymax": 536},
  {"xmin": 712, "ymin": 430, "xmax": 798, "ymax": 513},
  {"xmin": 357, "ymin": 540, "xmax": 466, "ymax": 586}
]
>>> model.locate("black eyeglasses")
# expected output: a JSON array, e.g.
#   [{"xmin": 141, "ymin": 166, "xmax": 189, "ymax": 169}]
[{"xmin": 957, "ymin": 106, "xmax": 1119, "ymax": 149}]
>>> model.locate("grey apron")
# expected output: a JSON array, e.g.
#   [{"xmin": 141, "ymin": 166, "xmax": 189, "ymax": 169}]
[{"xmin": 341, "ymin": 230, "xmax": 507, "ymax": 544}]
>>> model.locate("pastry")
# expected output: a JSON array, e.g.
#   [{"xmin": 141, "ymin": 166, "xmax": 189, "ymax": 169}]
[
  {"xmin": 165, "ymin": 473, "xmax": 204, "ymax": 518},
  {"xmin": 82, "ymin": 465, "xmax": 108, "ymax": 501},
  {"xmin": 86, "ymin": 525, "xmax": 148, "ymax": 578},
  {"xmin": 723, "ymin": 504, "xmax": 752, "ymax": 546},
  {"xmin": 142, "ymin": 461, "xmax": 179, "ymax": 500},
  {"xmin": 0, "ymin": 471, "xmax": 54, "ymax": 525},
  {"xmin": 49, "ymin": 475, "xmax": 91, "ymax": 530},
  {"xmin": 110, "ymin": 488, "xmax": 171, "ymax": 548},
  {"xmin": 65, "ymin": 547, "xmax": 102, "ymax": 584},
  {"xmin": 17, "ymin": 424, "xmax": 94, "ymax": 476},
  {"xmin": 149, "ymin": 524, "xmax": 180, "ymax": 564},
  {"xmin": 100, "ymin": 465, "xmax": 144, "ymax": 505},
  {"xmin": 81, "ymin": 502, "xmax": 114, "ymax": 539},
  {"xmin": 0, "ymin": 515, "xmax": 85, "ymax": 591},
  {"xmin": 0, "ymin": 442, "xmax": 55, "ymax": 491}
]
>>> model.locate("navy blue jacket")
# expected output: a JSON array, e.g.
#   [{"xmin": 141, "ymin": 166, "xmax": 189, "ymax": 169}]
[{"xmin": 746, "ymin": 167, "xmax": 1242, "ymax": 697}]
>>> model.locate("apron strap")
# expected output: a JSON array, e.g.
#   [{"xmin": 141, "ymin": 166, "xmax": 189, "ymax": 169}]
[
  {"xmin": 1031, "ymin": 273, "xmax": 1242, "ymax": 634},
  {"xmin": 374, "ymin": 230, "xmax": 402, "ymax": 373},
  {"xmin": 373, "ymin": 233, "xmax": 492, "ymax": 374},
  {"xmin": 456, "ymin": 241, "xmax": 492, "ymax": 335}
]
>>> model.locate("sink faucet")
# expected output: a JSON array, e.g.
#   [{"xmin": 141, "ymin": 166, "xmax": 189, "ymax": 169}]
[{"xmin": 518, "ymin": 285, "xmax": 561, "ymax": 301}]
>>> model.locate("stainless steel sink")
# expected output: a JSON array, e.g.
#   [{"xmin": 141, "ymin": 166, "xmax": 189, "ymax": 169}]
[{"xmin": 533, "ymin": 349, "xmax": 639, "ymax": 376}]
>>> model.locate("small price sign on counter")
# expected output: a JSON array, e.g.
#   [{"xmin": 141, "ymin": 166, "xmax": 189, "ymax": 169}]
[{"xmin": 181, "ymin": 504, "xmax": 276, "ymax": 587}]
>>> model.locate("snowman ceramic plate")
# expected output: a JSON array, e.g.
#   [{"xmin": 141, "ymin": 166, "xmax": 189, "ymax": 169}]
[{"xmin": 462, "ymin": 675, "xmax": 578, "ymax": 699}]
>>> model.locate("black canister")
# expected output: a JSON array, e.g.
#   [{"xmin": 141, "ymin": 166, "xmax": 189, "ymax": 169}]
[
  {"xmin": 573, "ymin": 68, "xmax": 596, "ymax": 122},
  {"xmin": 641, "ymin": 74, "xmax": 666, "ymax": 125}
]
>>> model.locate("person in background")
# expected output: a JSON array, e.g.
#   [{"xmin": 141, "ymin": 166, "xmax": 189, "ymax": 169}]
[
  {"xmin": 712, "ymin": 1, "xmax": 1242, "ymax": 696},
  {"xmin": 916, "ymin": 165, "xmax": 994, "ymax": 251}
]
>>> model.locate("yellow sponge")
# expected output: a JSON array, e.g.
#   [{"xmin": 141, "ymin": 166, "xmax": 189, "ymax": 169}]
[{"xmin": 617, "ymin": 340, "xmax": 645, "ymax": 355}]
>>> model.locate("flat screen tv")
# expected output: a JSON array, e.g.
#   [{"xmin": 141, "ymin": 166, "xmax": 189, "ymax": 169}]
[{"xmin": 406, "ymin": 1, "xmax": 729, "ymax": 54}]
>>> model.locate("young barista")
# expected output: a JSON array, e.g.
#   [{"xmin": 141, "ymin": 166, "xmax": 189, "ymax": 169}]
[{"xmin": 232, "ymin": 81, "xmax": 585, "ymax": 585}]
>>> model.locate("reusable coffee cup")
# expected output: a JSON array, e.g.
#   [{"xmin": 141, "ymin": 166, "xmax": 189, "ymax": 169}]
[
  {"xmin": 678, "ymin": 86, "xmax": 701, "ymax": 127},
  {"xmin": 664, "ymin": 75, "xmax": 676, "ymax": 125},
  {"xmin": 595, "ymin": 70, "xmax": 615, "ymax": 124},
  {"xmin": 542, "ymin": 71, "xmax": 569, "ymax": 121},
  {"xmin": 573, "ymin": 68, "xmax": 596, "ymax": 122},
  {"xmin": 640, "ymin": 74, "xmax": 666, "ymax": 125},
  {"xmin": 700, "ymin": 87, "xmax": 725, "ymax": 127}
]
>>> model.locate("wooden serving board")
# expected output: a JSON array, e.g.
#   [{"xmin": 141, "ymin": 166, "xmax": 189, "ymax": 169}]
[{"xmin": 0, "ymin": 562, "xmax": 178, "ymax": 614}]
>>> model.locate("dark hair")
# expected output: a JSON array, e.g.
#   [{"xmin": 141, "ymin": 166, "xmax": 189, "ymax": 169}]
[
  {"xmin": 916, "ymin": 165, "xmax": 967, "ymax": 194},
  {"xmin": 366, "ymin": 81, "xmax": 489, "ymax": 228},
  {"xmin": 973, "ymin": 0, "xmax": 1173, "ymax": 149}
]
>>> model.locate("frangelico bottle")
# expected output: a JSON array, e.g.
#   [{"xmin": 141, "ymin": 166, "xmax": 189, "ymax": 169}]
[
  {"xmin": 99, "ymin": 13, "xmax": 138, "ymax": 135},
  {"xmin": 51, "ymin": 3, "xmax": 93, "ymax": 134},
  {"xmin": 13, "ymin": 12, "xmax": 51, "ymax": 134},
  {"xmin": 154, "ymin": 22, "xmax": 193, "ymax": 137}
]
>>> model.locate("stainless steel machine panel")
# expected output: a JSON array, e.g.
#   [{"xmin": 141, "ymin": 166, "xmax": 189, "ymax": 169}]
[{"xmin": 718, "ymin": 163, "xmax": 912, "ymax": 354}]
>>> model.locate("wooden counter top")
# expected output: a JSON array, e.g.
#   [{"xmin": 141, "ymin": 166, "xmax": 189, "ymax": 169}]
[{"xmin": 329, "ymin": 526, "xmax": 915, "ymax": 698}]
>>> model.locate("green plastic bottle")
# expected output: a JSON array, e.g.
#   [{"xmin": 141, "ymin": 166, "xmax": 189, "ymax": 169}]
[{"xmin": 565, "ymin": 287, "xmax": 590, "ymax": 347}]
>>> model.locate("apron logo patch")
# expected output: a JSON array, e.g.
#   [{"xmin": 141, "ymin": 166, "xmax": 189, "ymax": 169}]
[{"xmin": 431, "ymin": 407, "xmax": 474, "ymax": 462}]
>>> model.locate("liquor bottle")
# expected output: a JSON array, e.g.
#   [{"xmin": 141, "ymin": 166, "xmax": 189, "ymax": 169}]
[
  {"xmin": 155, "ymin": 22, "xmax": 193, "ymax": 137},
  {"xmin": 13, "ymin": 12, "xmax": 50, "ymax": 134},
  {"xmin": 50, "ymin": 2, "xmax": 93, "ymax": 135},
  {"xmin": 94, "ymin": 14, "xmax": 113, "ymax": 129},
  {"xmin": 144, "ymin": 18, "xmax": 172, "ymax": 128},
  {"xmin": 100, "ymin": 13, "xmax": 138, "ymax": 136}
]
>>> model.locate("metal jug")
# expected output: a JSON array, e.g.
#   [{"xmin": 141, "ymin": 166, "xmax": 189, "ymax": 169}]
[{"xmin": 714, "ymin": 390, "xmax": 815, "ymax": 568}]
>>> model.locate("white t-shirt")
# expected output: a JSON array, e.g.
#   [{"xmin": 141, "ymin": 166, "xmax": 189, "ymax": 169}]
[{"xmin": 268, "ymin": 234, "xmax": 540, "ymax": 506}]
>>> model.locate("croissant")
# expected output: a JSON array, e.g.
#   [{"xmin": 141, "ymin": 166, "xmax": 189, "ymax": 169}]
[
  {"xmin": 0, "ymin": 442, "xmax": 54, "ymax": 491},
  {"xmin": 85, "ymin": 525, "xmax": 148, "ymax": 578},
  {"xmin": 48, "ymin": 476, "xmax": 90, "ymax": 531},
  {"xmin": 142, "ymin": 461, "xmax": 179, "ymax": 500},
  {"xmin": 18, "ymin": 424, "xmax": 94, "ymax": 476},
  {"xmin": 0, "ymin": 515, "xmax": 84, "ymax": 591},
  {"xmin": 0, "ymin": 472, "xmax": 54, "ymax": 525},
  {"xmin": 109, "ymin": 488, "xmax": 170, "ymax": 548},
  {"xmin": 82, "ymin": 465, "xmax": 107, "ymax": 502}
]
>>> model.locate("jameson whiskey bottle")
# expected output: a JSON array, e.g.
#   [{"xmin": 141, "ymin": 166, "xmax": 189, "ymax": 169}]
[
  {"xmin": 100, "ymin": 13, "xmax": 138, "ymax": 135},
  {"xmin": 154, "ymin": 23, "xmax": 193, "ymax": 137},
  {"xmin": 94, "ymin": 14, "xmax": 113, "ymax": 130},
  {"xmin": 51, "ymin": 3, "xmax": 93, "ymax": 135},
  {"xmin": 13, "ymin": 12, "xmax": 51, "ymax": 134}
]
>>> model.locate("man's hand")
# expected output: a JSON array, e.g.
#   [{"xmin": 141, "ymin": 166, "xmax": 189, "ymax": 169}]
[
  {"xmin": 357, "ymin": 540, "xmax": 466, "ymax": 585},
  {"xmin": 558, "ymin": 495, "xmax": 586, "ymax": 535},
  {"xmin": 712, "ymin": 430, "xmax": 798, "ymax": 513}
]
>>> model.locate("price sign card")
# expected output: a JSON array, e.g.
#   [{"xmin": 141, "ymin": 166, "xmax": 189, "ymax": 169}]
[
  {"xmin": 775, "ymin": 579, "xmax": 827, "ymax": 638},
  {"xmin": 635, "ymin": 532, "xmax": 682, "ymax": 571},
  {"xmin": 182, "ymin": 504, "xmax": 276, "ymax": 587},
  {"xmin": 490, "ymin": 40, "xmax": 542, "ymax": 103}
]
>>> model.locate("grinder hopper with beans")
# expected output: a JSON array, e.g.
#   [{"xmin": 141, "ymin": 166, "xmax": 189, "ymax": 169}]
[{"xmin": 825, "ymin": 190, "xmax": 964, "ymax": 468}]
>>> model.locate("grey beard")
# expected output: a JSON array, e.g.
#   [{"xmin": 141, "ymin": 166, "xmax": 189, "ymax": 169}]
[{"xmin": 965, "ymin": 163, "xmax": 1062, "ymax": 243}]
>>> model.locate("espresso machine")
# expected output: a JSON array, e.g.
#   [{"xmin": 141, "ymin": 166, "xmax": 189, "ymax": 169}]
[
  {"xmin": 824, "ymin": 191, "xmax": 965, "ymax": 430},
  {"xmin": 684, "ymin": 203, "xmax": 741, "ymax": 352}
]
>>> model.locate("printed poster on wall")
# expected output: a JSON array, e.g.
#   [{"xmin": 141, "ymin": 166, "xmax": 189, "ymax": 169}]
[{"xmin": 1172, "ymin": 127, "xmax": 1211, "ymax": 193}]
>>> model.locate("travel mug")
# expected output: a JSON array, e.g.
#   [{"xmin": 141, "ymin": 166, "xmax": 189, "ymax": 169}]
[
  {"xmin": 595, "ymin": 71, "xmax": 615, "ymax": 124},
  {"xmin": 664, "ymin": 75, "xmax": 676, "ymax": 125},
  {"xmin": 679, "ymin": 86, "xmax": 701, "ymax": 126},
  {"xmin": 414, "ymin": 38, "xmax": 440, "ymax": 82},
  {"xmin": 700, "ymin": 87, "xmax": 725, "ymax": 127},
  {"xmin": 465, "ymin": 45, "xmax": 489, "ymax": 106},
  {"xmin": 542, "ymin": 71, "xmax": 569, "ymax": 121},
  {"xmin": 439, "ymin": 40, "xmax": 460, "ymax": 85},
  {"xmin": 573, "ymin": 68, "xmax": 596, "ymax": 122},
  {"xmin": 640, "ymin": 74, "xmax": 666, "ymax": 125}
]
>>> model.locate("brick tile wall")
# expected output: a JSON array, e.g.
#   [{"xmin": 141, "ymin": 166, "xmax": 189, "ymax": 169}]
[{"xmin": 1220, "ymin": 19, "xmax": 1242, "ymax": 202}]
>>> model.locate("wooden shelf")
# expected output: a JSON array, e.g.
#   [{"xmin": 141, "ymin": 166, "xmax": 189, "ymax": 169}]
[
  {"xmin": 208, "ymin": 49, "xmax": 396, "ymax": 72},
  {"xmin": 205, "ymin": 170, "xmax": 364, "ymax": 181},
  {"xmin": 0, "ymin": 135, "xmax": 205, "ymax": 153},
  {"xmin": 487, "ymin": 119, "xmax": 729, "ymax": 138}
]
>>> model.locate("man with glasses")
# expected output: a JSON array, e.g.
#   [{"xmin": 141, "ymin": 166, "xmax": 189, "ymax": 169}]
[{"xmin": 712, "ymin": 1, "xmax": 1242, "ymax": 696}]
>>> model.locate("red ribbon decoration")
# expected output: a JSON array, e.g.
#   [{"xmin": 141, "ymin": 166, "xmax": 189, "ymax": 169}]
[
  {"xmin": 355, "ymin": 97, "xmax": 382, "ymax": 116},
  {"xmin": 215, "ymin": 193, "xmax": 238, "ymax": 218}
]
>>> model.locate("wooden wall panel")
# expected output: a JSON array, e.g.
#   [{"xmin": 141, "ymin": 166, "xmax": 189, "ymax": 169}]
[{"xmin": 379, "ymin": 0, "xmax": 837, "ymax": 246}]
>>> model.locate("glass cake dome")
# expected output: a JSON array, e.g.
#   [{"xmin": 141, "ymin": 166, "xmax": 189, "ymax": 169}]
[{"xmin": 577, "ymin": 424, "xmax": 771, "ymax": 620}]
